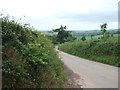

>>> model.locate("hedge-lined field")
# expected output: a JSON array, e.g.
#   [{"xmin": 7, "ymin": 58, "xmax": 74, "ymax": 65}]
[
  {"xmin": 59, "ymin": 37, "xmax": 119, "ymax": 67},
  {"xmin": 2, "ymin": 16, "xmax": 66, "ymax": 88}
]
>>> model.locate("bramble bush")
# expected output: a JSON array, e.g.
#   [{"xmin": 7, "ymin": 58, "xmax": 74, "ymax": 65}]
[{"xmin": 2, "ymin": 16, "xmax": 66, "ymax": 88}]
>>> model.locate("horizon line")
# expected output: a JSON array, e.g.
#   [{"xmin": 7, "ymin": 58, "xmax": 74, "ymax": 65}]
[{"xmin": 38, "ymin": 28, "xmax": 118, "ymax": 31}]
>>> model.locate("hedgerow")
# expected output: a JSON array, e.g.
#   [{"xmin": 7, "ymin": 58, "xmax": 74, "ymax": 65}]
[
  {"xmin": 59, "ymin": 38, "xmax": 119, "ymax": 67},
  {"xmin": 2, "ymin": 16, "xmax": 65, "ymax": 88}
]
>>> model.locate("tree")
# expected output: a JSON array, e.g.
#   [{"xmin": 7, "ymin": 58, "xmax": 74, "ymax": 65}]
[
  {"xmin": 53, "ymin": 25, "xmax": 75, "ymax": 44},
  {"xmin": 111, "ymin": 33, "xmax": 114, "ymax": 37},
  {"xmin": 91, "ymin": 34, "xmax": 94, "ymax": 40},
  {"xmin": 100, "ymin": 23, "xmax": 107, "ymax": 38},
  {"xmin": 81, "ymin": 35, "xmax": 86, "ymax": 41}
]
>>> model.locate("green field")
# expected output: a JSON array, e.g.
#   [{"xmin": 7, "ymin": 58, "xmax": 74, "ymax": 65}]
[
  {"xmin": 59, "ymin": 35, "xmax": 119, "ymax": 67},
  {"xmin": 71, "ymin": 30, "xmax": 118, "ymax": 41}
]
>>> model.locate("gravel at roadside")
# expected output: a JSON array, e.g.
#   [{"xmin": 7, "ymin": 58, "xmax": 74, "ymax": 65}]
[{"xmin": 63, "ymin": 65, "xmax": 82, "ymax": 88}]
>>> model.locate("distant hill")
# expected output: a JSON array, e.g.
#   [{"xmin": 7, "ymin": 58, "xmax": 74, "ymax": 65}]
[
  {"xmin": 40, "ymin": 29, "xmax": 119, "ymax": 37},
  {"xmin": 71, "ymin": 29, "xmax": 119, "ymax": 36}
]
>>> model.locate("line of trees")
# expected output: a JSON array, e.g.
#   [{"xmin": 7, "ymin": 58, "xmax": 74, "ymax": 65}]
[{"xmin": 49, "ymin": 23, "xmax": 117, "ymax": 43}]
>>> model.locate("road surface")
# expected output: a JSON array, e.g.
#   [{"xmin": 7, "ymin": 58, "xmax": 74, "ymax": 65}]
[{"xmin": 57, "ymin": 50, "xmax": 118, "ymax": 88}]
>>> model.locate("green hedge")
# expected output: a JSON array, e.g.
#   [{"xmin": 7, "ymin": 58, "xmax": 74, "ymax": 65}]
[
  {"xmin": 59, "ymin": 39, "xmax": 119, "ymax": 67},
  {"xmin": 2, "ymin": 16, "xmax": 66, "ymax": 88}
]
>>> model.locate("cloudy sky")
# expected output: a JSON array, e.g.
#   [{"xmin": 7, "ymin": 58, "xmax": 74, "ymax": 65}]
[{"xmin": 0, "ymin": 0, "xmax": 119, "ymax": 31}]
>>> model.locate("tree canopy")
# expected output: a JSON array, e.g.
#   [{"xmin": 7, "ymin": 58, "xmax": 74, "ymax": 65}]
[
  {"xmin": 53, "ymin": 25, "xmax": 76, "ymax": 44},
  {"xmin": 100, "ymin": 23, "xmax": 107, "ymax": 38}
]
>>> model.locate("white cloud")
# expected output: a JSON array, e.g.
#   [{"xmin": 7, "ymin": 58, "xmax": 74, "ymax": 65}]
[{"xmin": 0, "ymin": 0, "xmax": 119, "ymax": 30}]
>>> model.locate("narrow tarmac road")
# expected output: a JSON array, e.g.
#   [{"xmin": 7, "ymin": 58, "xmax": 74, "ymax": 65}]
[{"xmin": 57, "ymin": 50, "xmax": 118, "ymax": 88}]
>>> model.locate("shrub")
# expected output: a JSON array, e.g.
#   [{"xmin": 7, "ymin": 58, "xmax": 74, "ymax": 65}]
[
  {"xmin": 2, "ymin": 16, "xmax": 65, "ymax": 88},
  {"xmin": 59, "ymin": 38, "xmax": 119, "ymax": 67}
]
